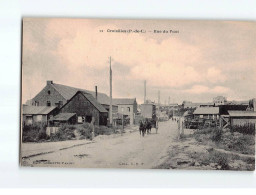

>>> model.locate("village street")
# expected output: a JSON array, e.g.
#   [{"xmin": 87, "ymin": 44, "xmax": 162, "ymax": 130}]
[{"xmin": 22, "ymin": 120, "xmax": 180, "ymax": 168}]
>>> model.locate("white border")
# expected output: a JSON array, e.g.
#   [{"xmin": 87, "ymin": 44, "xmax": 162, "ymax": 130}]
[{"xmin": 0, "ymin": 0, "xmax": 256, "ymax": 189}]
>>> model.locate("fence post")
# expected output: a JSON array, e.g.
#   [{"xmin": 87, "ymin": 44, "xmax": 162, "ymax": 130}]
[{"xmin": 91, "ymin": 117, "xmax": 95, "ymax": 140}]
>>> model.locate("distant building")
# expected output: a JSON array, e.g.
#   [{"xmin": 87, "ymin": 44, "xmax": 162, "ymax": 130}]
[
  {"xmin": 213, "ymin": 96, "xmax": 227, "ymax": 106},
  {"xmin": 193, "ymin": 107, "xmax": 219, "ymax": 120},
  {"xmin": 22, "ymin": 105, "xmax": 58, "ymax": 125},
  {"xmin": 182, "ymin": 101, "xmax": 213, "ymax": 109},
  {"xmin": 113, "ymin": 98, "xmax": 137, "ymax": 125}
]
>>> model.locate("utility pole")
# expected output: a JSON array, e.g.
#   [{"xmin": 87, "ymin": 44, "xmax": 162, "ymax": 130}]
[
  {"xmin": 158, "ymin": 90, "xmax": 160, "ymax": 106},
  {"xmin": 109, "ymin": 56, "xmax": 113, "ymax": 125},
  {"xmin": 144, "ymin": 80, "xmax": 146, "ymax": 103}
]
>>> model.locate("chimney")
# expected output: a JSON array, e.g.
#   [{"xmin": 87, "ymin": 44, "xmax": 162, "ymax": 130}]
[
  {"xmin": 47, "ymin": 80, "xmax": 53, "ymax": 85},
  {"xmin": 95, "ymin": 86, "xmax": 98, "ymax": 100},
  {"xmin": 144, "ymin": 80, "xmax": 146, "ymax": 103}
]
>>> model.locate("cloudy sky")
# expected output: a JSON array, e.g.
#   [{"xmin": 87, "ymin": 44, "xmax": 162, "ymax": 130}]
[{"xmin": 22, "ymin": 18, "xmax": 256, "ymax": 104}]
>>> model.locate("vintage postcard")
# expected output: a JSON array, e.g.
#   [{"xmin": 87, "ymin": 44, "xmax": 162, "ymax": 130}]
[{"xmin": 21, "ymin": 18, "xmax": 256, "ymax": 170}]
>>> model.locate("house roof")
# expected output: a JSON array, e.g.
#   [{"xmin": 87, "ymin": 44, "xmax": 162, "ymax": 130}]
[
  {"xmin": 228, "ymin": 111, "xmax": 256, "ymax": 117},
  {"xmin": 23, "ymin": 105, "xmax": 56, "ymax": 115},
  {"xmin": 80, "ymin": 92, "xmax": 108, "ymax": 113},
  {"xmin": 183, "ymin": 111, "xmax": 193, "ymax": 117},
  {"xmin": 113, "ymin": 98, "xmax": 136, "ymax": 105},
  {"xmin": 50, "ymin": 113, "xmax": 76, "ymax": 121},
  {"xmin": 193, "ymin": 107, "xmax": 219, "ymax": 115},
  {"xmin": 51, "ymin": 83, "xmax": 112, "ymax": 106}
]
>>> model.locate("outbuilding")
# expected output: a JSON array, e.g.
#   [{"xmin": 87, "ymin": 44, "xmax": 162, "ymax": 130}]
[
  {"xmin": 59, "ymin": 91, "xmax": 108, "ymax": 126},
  {"xmin": 193, "ymin": 107, "xmax": 219, "ymax": 120},
  {"xmin": 228, "ymin": 111, "xmax": 256, "ymax": 127},
  {"xmin": 22, "ymin": 105, "xmax": 58, "ymax": 125}
]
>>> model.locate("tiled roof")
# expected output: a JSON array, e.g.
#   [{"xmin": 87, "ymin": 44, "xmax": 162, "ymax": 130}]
[
  {"xmin": 50, "ymin": 113, "xmax": 76, "ymax": 121},
  {"xmin": 23, "ymin": 105, "xmax": 56, "ymax": 115},
  {"xmin": 80, "ymin": 92, "xmax": 108, "ymax": 113},
  {"xmin": 52, "ymin": 83, "xmax": 112, "ymax": 106},
  {"xmin": 193, "ymin": 107, "xmax": 219, "ymax": 115},
  {"xmin": 113, "ymin": 98, "xmax": 136, "ymax": 105},
  {"xmin": 228, "ymin": 111, "xmax": 256, "ymax": 117}
]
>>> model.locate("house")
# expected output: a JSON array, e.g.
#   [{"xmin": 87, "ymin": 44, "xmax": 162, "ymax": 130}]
[
  {"xmin": 113, "ymin": 98, "xmax": 137, "ymax": 125},
  {"xmin": 213, "ymin": 96, "xmax": 227, "ymax": 106},
  {"xmin": 228, "ymin": 111, "xmax": 256, "ymax": 128},
  {"xmin": 59, "ymin": 91, "xmax": 108, "ymax": 126},
  {"xmin": 30, "ymin": 80, "xmax": 118, "ymax": 114},
  {"xmin": 193, "ymin": 107, "xmax": 219, "ymax": 120},
  {"xmin": 22, "ymin": 105, "xmax": 58, "ymax": 125}
]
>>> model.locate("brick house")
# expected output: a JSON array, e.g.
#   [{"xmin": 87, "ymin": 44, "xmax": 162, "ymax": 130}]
[
  {"xmin": 59, "ymin": 91, "xmax": 108, "ymax": 126},
  {"xmin": 113, "ymin": 98, "xmax": 137, "ymax": 125}
]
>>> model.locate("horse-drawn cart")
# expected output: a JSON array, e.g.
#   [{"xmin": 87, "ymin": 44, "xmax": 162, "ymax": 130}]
[{"xmin": 140, "ymin": 103, "xmax": 158, "ymax": 134}]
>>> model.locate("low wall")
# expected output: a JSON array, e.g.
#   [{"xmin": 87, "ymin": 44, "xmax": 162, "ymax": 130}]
[{"xmin": 46, "ymin": 127, "xmax": 59, "ymax": 136}]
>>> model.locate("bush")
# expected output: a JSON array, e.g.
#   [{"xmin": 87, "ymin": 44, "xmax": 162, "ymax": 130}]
[
  {"xmin": 231, "ymin": 123, "xmax": 255, "ymax": 135},
  {"xmin": 76, "ymin": 123, "xmax": 92, "ymax": 140},
  {"xmin": 95, "ymin": 125, "xmax": 116, "ymax": 136},
  {"xmin": 227, "ymin": 134, "xmax": 255, "ymax": 154},
  {"xmin": 210, "ymin": 128, "xmax": 222, "ymax": 142},
  {"xmin": 50, "ymin": 124, "xmax": 76, "ymax": 141},
  {"xmin": 22, "ymin": 122, "xmax": 47, "ymax": 142},
  {"xmin": 209, "ymin": 150, "xmax": 230, "ymax": 170}
]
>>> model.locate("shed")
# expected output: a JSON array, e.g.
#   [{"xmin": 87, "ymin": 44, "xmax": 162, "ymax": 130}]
[
  {"xmin": 193, "ymin": 107, "xmax": 219, "ymax": 120},
  {"xmin": 228, "ymin": 111, "xmax": 256, "ymax": 127},
  {"xmin": 59, "ymin": 91, "xmax": 108, "ymax": 126},
  {"xmin": 49, "ymin": 113, "xmax": 77, "ymax": 125},
  {"xmin": 22, "ymin": 105, "xmax": 58, "ymax": 125}
]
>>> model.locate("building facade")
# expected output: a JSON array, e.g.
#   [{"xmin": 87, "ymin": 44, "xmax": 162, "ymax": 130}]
[
  {"xmin": 113, "ymin": 98, "xmax": 137, "ymax": 125},
  {"xmin": 22, "ymin": 105, "xmax": 58, "ymax": 125},
  {"xmin": 213, "ymin": 96, "xmax": 227, "ymax": 106},
  {"xmin": 59, "ymin": 91, "xmax": 108, "ymax": 126}
]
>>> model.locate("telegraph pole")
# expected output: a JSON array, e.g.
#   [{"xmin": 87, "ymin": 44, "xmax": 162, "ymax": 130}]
[
  {"xmin": 144, "ymin": 80, "xmax": 146, "ymax": 103},
  {"xmin": 109, "ymin": 56, "xmax": 113, "ymax": 125}
]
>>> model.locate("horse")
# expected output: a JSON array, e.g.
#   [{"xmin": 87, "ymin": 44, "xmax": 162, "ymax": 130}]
[
  {"xmin": 139, "ymin": 120, "xmax": 146, "ymax": 137},
  {"xmin": 145, "ymin": 119, "xmax": 152, "ymax": 134}
]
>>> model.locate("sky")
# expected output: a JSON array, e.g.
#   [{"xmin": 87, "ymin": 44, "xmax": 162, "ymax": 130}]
[{"xmin": 22, "ymin": 18, "xmax": 256, "ymax": 104}]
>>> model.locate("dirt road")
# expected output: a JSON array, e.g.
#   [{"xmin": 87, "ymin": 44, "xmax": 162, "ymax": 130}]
[{"xmin": 22, "ymin": 120, "xmax": 179, "ymax": 169}]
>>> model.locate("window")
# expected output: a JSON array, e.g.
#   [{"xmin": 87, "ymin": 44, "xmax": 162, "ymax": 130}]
[
  {"xmin": 86, "ymin": 116, "xmax": 92, "ymax": 123},
  {"xmin": 35, "ymin": 101, "xmax": 39, "ymax": 106},
  {"xmin": 78, "ymin": 116, "xmax": 86, "ymax": 123},
  {"xmin": 47, "ymin": 101, "xmax": 51, "ymax": 106},
  {"xmin": 78, "ymin": 116, "xmax": 83, "ymax": 123},
  {"xmin": 48, "ymin": 90, "xmax": 51, "ymax": 95},
  {"xmin": 127, "ymin": 107, "xmax": 130, "ymax": 112}
]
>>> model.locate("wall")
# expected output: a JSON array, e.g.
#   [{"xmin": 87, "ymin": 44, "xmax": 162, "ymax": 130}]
[
  {"xmin": 60, "ymin": 93, "xmax": 102, "ymax": 126},
  {"xmin": 32, "ymin": 83, "xmax": 67, "ymax": 107},
  {"xmin": 231, "ymin": 118, "xmax": 256, "ymax": 126},
  {"xmin": 117, "ymin": 104, "xmax": 135, "ymax": 125}
]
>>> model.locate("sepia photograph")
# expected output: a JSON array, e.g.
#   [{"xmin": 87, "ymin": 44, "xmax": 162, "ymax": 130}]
[{"xmin": 20, "ymin": 18, "xmax": 256, "ymax": 171}]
